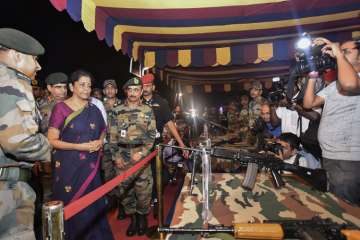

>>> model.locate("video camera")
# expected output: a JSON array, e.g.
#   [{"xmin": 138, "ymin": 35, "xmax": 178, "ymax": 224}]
[
  {"xmin": 294, "ymin": 33, "xmax": 337, "ymax": 75},
  {"xmin": 267, "ymin": 77, "xmax": 287, "ymax": 103}
]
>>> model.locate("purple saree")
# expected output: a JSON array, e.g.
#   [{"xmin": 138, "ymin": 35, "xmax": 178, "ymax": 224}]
[{"xmin": 49, "ymin": 102, "xmax": 113, "ymax": 240}]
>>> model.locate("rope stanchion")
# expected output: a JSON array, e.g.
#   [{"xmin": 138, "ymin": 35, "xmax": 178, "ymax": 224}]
[{"xmin": 63, "ymin": 150, "xmax": 158, "ymax": 220}]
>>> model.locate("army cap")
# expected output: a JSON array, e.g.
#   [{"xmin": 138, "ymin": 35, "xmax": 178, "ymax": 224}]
[
  {"xmin": 0, "ymin": 28, "xmax": 45, "ymax": 55},
  {"xmin": 123, "ymin": 77, "xmax": 141, "ymax": 89},
  {"xmin": 103, "ymin": 79, "xmax": 117, "ymax": 88},
  {"xmin": 45, "ymin": 72, "xmax": 68, "ymax": 85},
  {"xmin": 251, "ymin": 80, "xmax": 263, "ymax": 90}
]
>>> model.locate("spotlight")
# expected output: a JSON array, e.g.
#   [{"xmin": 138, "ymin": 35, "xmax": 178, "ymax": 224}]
[
  {"xmin": 296, "ymin": 33, "xmax": 311, "ymax": 50},
  {"xmin": 189, "ymin": 108, "xmax": 197, "ymax": 118}
]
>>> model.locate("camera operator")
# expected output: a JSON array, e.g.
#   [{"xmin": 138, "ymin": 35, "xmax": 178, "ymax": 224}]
[
  {"xmin": 303, "ymin": 37, "xmax": 360, "ymax": 206},
  {"xmin": 276, "ymin": 133, "xmax": 320, "ymax": 169},
  {"xmin": 251, "ymin": 103, "xmax": 281, "ymax": 150}
]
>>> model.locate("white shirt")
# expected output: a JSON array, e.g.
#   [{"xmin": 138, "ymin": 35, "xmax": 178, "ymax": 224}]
[
  {"xmin": 276, "ymin": 107, "xmax": 309, "ymax": 137},
  {"xmin": 90, "ymin": 97, "xmax": 107, "ymax": 125}
]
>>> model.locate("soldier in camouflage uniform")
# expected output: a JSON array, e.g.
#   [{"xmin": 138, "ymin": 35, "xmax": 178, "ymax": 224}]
[
  {"xmin": 39, "ymin": 72, "xmax": 68, "ymax": 135},
  {"xmin": 36, "ymin": 72, "xmax": 68, "ymax": 205},
  {"xmin": 102, "ymin": 79, "xmax": 125, "ymax": 219},
  {"xmin": 226, "ymin": 101, "xmax": 239, "ymax": 133},
  {"xmin": 102, "ymin": 79, "xmax": 122, "ymax": 112},
  {"xmin": 0, "ymin": 28, "xmax": 51, "ymax": 239},
  {"xmin": 238, "ymin": 95, "xmax": 250, "ymax": 140},
  {"xmin": 248, "ymin": 81, "xmax": 267, "ymax": 129},
  {"xmin": 103, "ymin": 77, "xmax": 156, "ymax": 237}
]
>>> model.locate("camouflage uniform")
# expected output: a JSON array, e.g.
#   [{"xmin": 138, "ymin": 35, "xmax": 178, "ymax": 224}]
[
  {"xmin": 248, "ymin": 96, "xmax": 266, "ymax": 128},
  {"xmin": 0, "ymin": 64, "xmax": 51, "ymax": 239},
  {"xmin": 238, "ymin": 108, "xmax": 250, "ymax": 140},
  {"xmin": 226, "ymin": 111, "xmax": 239, "ymax": 133},
  {"xmin": 103, "ymin": 100, "xmax": 156, "ymax": 215},
  {"xmin": 104, "ymin": 98, "xmax": 122, "ymax": 113},
  {"xmin": 38, "ymin": 97, "xmax": 56, "ymax": 135}
]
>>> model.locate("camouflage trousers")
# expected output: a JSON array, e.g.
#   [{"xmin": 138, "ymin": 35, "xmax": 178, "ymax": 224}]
[
  {"xmin": 114, "ymin": 165, "xmax": 153, "ymax": 215},
  {"xmin": 0, "ymin": 181, "xmax": 36, "ymax": 240}
]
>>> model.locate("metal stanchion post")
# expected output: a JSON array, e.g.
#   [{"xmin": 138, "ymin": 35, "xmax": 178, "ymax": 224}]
[
  {"xmin": 42, "ymin": 200, "xmax": 64, "ymax": 240},
  {"xmin": 156, "ymin": 145, "xmax": 165, "ymax": 240}
]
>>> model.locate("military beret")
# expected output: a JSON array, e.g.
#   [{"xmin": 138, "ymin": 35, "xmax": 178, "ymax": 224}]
[
  {"xmin": 123, "ymin": 77, "xmax": 141, "ymax": 89},
  {"xmin": 103, "ymin": 79, "xmax": 117, "ymax": 88},
  {"xmin": 0, "ymin": 28, "xmax": 45, "ymax": 55},
  {"xmin": 45, "ymin": 72, "xmax": 68, "ymax": 85},
  {"xmin": 141, "ymin": 73, "xmax": 154, "ymax": 85}
]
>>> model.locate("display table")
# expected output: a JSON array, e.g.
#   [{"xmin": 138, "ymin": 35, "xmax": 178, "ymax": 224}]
[{"xmin": 166, "ymin": 173, "xmax": 360, "ymax": 240}]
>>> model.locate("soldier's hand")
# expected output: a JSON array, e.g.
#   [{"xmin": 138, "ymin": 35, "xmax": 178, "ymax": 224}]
[{"xmin": 114, "ymin": 156, "xmax": 126, "ymax": 169}]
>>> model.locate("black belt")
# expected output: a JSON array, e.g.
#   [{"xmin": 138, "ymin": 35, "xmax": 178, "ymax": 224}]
[{"xmin": 117, "ymin": 143, "xmax": 143, "ymax": 148}]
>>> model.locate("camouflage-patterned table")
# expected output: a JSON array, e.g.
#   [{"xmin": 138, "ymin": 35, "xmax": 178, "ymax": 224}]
[{"xmin": 166, "ymin": 173, "xmax": 360, "ymax": 240}]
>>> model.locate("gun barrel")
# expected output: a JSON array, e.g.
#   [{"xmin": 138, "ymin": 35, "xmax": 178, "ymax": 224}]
[
  {"xmin": 158, "ymin": 227, "xmax": 234, "ymax": 234},
  {"xmin": 159, "ymin": 224, "xmax": 284, "ymax": 240}
]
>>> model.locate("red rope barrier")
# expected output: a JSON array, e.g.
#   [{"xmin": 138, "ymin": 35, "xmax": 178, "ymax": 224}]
[{"xmin": 63, "ymin": 150, "xmax": 158, "ymax": 220}]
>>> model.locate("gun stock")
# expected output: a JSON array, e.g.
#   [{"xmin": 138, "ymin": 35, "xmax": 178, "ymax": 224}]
[
  {"xmin": 341, "ymin": 230, "xmax": 360, "ymax": 240},
  {"xmin": 234, "ymin": 223, "xmax": 284, "ymax": 239}
]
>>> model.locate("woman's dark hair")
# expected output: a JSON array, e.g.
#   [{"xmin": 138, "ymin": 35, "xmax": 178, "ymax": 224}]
[
  {"xmin": 279, "ymin": 132, "xmax": 300, "ymax": 150},
  {"xmin": 69, "ymin": 69, "xmax": 95, "ymax": 85}
]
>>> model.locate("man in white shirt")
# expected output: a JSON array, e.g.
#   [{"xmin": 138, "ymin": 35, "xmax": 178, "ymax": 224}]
[{"xmin": 276, "ymin": 132, "xmax": 320, "ymax": 169}]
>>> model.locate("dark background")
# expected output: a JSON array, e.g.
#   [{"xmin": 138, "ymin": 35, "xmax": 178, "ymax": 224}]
[{"xmin": 1, "ymin": 0, "xmax": 132, "ymax": 88}]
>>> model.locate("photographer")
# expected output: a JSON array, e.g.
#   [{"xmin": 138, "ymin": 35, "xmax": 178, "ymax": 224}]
[
  {"xmin": 251, "ymin": 103, "xmax": 281, "ymax": 150},
  {"xmin": 276, "ymin": 133, "xmax": 320, "ymax": 169},
  {"xmin": 303, "ymin": 38, "xmax": 360, "ymax": 206}
]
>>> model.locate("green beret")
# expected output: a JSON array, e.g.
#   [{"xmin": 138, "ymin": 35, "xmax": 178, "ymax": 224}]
[
  {"xmin": 0, "ymin": 28, "xmax": 45, "ymax": 55},
  {"xmin": 45, "ymin": 72, "xmax": 68, "ymax": 85},
  {"xmin": 123, "ymin": 77, "xmax": 141, "ymax": 89}
]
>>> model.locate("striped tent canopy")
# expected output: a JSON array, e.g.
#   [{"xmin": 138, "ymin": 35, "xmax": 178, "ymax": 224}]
[
  {"xmin": 159, "ymin": 61, "xmax": 290, "ymax": 93},
  {"xmin": 50, "ymin": 0, "xmax": 360, "ymax": 69}
]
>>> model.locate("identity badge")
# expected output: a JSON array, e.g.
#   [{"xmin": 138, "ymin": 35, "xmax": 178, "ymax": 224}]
[{"xmin": 120, "ymin": 130, "xmax": 127, "ymax": 137}]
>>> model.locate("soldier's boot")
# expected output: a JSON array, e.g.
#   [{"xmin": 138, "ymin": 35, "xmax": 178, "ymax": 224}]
[
  {"xmin": 117, "ymin": 204, "xmax": 126, "ymax": 220},
  {"xmin": 126, "ymin": 214, "xmax": 138, "ymax": 237},
  {"xmin": 137, "ymin": 213, "xmax": 148, "ymax": 236}
]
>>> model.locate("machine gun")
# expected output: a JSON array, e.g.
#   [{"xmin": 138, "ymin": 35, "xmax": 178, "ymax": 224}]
[
  {"xmin": 162, "ymin": 144, "xmax": 327, "ymax": 192},
  {"xmin": 210, "ymin": 147, "xmax": 327, "ymax": 191},
  {"xmin": 158, "ymin": 217, "xmax": 360, "ymax": 240}
]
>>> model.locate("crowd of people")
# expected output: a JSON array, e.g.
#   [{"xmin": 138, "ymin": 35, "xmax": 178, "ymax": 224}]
[{"xmin": 1, "ymin": 26, "xmax": 359, "ymax": 240}]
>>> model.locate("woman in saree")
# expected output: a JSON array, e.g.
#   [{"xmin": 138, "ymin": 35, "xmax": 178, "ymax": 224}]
[{"xmin": 48, "ymin": 70, "xmax": 113, "ymax": 239}]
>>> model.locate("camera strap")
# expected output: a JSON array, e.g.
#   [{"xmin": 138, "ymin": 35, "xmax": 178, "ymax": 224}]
[
  {"xmin": 293, "ymin": 153, "xmax": 301, "ymax": 166},
  {"xmin": 297, "ymin": 115, "xmax": 303, "ymax": 138}
]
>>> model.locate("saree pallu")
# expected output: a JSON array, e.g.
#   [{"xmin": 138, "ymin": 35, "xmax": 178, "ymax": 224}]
[{"xmin": 51, "ymin": 102, "xmax": 113, "ymax": 240}]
